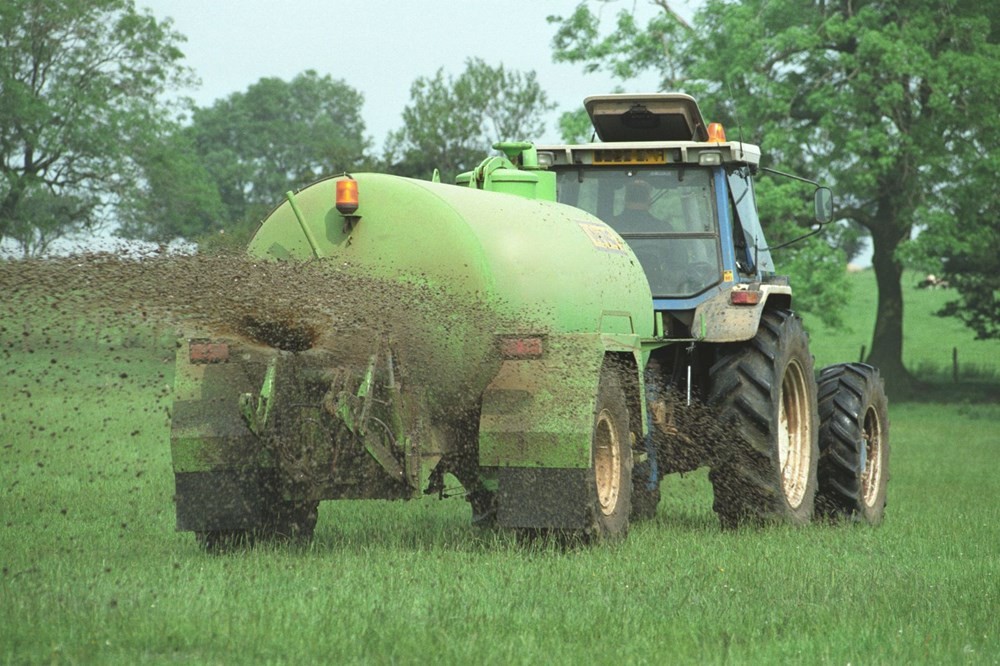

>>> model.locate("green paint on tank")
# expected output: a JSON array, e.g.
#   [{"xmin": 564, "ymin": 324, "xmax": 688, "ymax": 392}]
[
  {"xmin": 249, "ymin": 173, "xmax": 653, "ymax": 341},
  {"xmin": 243, "ymin": 173, "xmax": 654, "ymax": 474}
]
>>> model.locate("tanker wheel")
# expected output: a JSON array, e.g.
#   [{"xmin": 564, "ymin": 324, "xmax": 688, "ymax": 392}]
[
  {"xmin": 815, "ymin": 363, "xmax": 889, "ymax": 524},
  {"xmin": 195, "ymin": 500, "xmax": 319, "ymax": 553},
  {"xmin": 583, "ymin": 362, "xmax": 633, "ymax": 540},
  {"xmin": 707, "ymin": 310, "xmax": 818, "ymax": 528}
]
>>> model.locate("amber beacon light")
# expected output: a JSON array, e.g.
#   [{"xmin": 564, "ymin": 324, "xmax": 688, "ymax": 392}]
[
  {"xmin": 336, "ymin": 178, "xmax": 359, "ymax": 216},
  {"xmin": 706, "ymin": 122, "xmax": 727, "ymax": 143}
]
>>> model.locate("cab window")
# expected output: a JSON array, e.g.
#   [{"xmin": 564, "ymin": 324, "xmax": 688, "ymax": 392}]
[
  {"xmin": 726, "ymin": 167, "xmax": 774, "ymax": 275},
  {"xmin": 556, "ymin": 167, "xmax": 722, "ymax": 298}
]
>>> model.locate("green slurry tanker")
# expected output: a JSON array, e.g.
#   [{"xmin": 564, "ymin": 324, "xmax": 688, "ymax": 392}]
[{"xmin": 170, "ymin": 94, "xmax": 890, "ymax": 548}]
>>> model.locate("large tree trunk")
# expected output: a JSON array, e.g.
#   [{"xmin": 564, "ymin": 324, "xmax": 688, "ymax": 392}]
[{"xmin": 865, "ymin": 209, "xmax": 918, "ymax": 397}]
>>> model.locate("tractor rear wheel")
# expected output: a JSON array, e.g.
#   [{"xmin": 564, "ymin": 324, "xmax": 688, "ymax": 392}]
[
  {"xmin": 585, "ymin": 363, "xmax": 633, "ymax": 540},
  {"xmin": 707, "ymin": 310, "xmax": 818, "ymax": 528},
  {"xmin": 816, "ymin": 363, "xmax": 889, "ymax": 524}
]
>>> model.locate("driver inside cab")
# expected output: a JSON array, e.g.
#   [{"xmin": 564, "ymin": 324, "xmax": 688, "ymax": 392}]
[
  {"xmin": 613, "ymin": 180, "xmax": 673, "ymax": 234},
  {"xmin": 611, "ymin": 180, "xmax": 689, "ymax": 294}
]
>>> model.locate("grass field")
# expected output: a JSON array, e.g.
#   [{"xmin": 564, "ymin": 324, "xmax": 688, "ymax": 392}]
[
  {"xmin": 2, "ymin": 268, "xmax": 999, "ymax": 664},
  {"xmin": 806, "ymin": 270, "xmax": 1000, "ymax": 386}
]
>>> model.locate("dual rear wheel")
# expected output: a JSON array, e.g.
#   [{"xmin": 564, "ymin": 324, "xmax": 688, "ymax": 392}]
[
  {"xmin": 706, "ymin": 310, "xmax": 889, "ymax": 528},
  {"xmin": 816, "ymin": 363, "xmax": 890, "ymax": 524}
]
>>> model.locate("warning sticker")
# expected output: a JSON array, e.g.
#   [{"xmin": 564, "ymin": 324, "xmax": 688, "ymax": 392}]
[
  {"xmin": 577, "ymin": 221, "xmax": 627, "ymax": 255},
  {"xmin": 723, "ymin": 270, "xmax": 734, "ymax": 282}
]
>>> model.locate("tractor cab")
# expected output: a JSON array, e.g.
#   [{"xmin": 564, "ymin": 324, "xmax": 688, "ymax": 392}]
[{"xmin": 535, "ymin": 94, "xmax": 773, "ymax": 319}]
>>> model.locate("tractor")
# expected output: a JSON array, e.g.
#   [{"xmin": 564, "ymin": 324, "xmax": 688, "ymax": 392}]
[{"xmin": 169, "ymin": 93, "xmax": 889, "ymax": 548}]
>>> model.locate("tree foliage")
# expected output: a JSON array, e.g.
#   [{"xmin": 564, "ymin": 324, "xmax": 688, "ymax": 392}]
[
  {"xmin": 549, "ymin": 0, "xmax": 1000, "ymax": 392},
  {"xmin": 557, "ymin": 108, "xmax": 595, "ymax": 144},
  {"xmin": 385, "ymin": 58, "xmax": 555, "ymax": 182},
  {"xmin": 2, "ymin": 187, "xmax": 89, "ymax": 257},
  {"xmin": 549, "ymin": 1, "xmax": 692, "ymax": 87},
  {"xmin": 116, "ymin": 132, "xmax": 226, "ymax": 243},
  {"xmin": 914, "ymin": 141, "xmax": 1000, "ymax": 340},
  {"xmin": 0, "ymin": 0, "xmax": 189, "ymax": 255},
  {"xmin": 184, "ymin": 71, "xmax": 370, "ymax": 233}
]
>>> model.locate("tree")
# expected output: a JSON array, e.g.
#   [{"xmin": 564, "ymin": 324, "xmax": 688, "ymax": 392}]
[
  {"xmin": 116, "ymin": 132, "xmax": 226, "ymax": 243},
  {"xmin": 2, "ymin": 187, "xmax": 88, "ymax": 257},
  {"xmin": 385, "ymin": 58, "xmax": 555, "ymax": 182},
  {"xmin": 549, "ymin": 1, "xmax": 692, "ymax": 87},
  {"xmin": 557, "ymin": 108, "xmax": 595, "ymax": 144},
  {"xmin": 0, "ymin": 0, "xmax": 189, "ymax": 255},
  {"xmin": 914, "ymin": 145, "xmax": 1000, "ymax": 340},
  {"xmin": 177, "ymin": 71, "xmax": 370, "ymax": 235},
  {"xmin": 753, "ymin": 177, "xmax": 852, "ymax": 329},
  {"xmin": 549, "ymin": 0, "xmax": 1000, "ymax": 393}
]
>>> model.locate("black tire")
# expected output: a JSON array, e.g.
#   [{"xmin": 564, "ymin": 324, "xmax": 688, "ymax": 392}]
[
  {"xmin": 816, "ymin": 363, "xmax": 889, "ymax": 524},
  {"xmin": 196, "ymin": 500, "xmax": 319, "ymax": 552},
  {"xmin": 707, "ymin": 310, "xmax": 819, "ymax": 528},
  {"xmin": 585, "ymin": 363, "xmax": 633, "ymax": 540}
]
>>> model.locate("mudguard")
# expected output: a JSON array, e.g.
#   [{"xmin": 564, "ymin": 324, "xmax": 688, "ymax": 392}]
[
  {"xmin": 478, "ymin": 332, "xmax": 643, "ymax": 469},
  {"xmin": 478, "ymin": 332, "xmax": 644, "ymax": 530},
  {"xmin": 692, "ymin": 284, "xmax": 792, "ymax": 342}
]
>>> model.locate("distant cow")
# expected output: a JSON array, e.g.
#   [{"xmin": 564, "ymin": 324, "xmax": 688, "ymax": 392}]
[{"xmin": 917, "ymin": 274, "xmax": 950, "ymax": 289}]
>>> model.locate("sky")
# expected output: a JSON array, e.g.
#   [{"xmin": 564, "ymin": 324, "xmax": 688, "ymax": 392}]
[
  {"xmin": 138, "ymin": 0, "xmax": 698, "ymax": 149},
  {"xmin": 2, "ymin": 0, "xmax": 702, "ymax": 257}
]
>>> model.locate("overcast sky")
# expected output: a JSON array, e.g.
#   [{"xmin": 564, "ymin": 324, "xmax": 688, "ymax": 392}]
[{"xmin": 139, "ymin": 0, "xmax": 698, "ymax": 148}]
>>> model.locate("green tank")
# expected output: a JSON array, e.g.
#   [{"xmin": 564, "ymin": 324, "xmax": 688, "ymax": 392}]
[
  {"xmin": 255, "ymin": 173, "xmax": 648, "ymax": 321},
  {"xmin": 171, "ymin": 165, "xmax": 652, "ymax": 547}
]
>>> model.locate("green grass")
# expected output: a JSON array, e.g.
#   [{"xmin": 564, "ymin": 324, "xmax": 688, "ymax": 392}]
[
  {"xmin": 805, "ymin": 269, "xmax": 1000, "ymax": 399},
  {"xmin": 2, "ymin": 270, "xmax": 999, "ymax": 664}
]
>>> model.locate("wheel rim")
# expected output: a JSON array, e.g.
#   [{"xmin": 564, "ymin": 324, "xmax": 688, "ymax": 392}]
[
  {"xmin": 778, "ymin": 359, "xmax": 812, "ymax": 509},
  {"xmin": 594, "ymin": 408, "xmax": 621, "ymax": 516},
  {"xmin": 861, "ymin": 405, "xmax": 883, "ymax": 507}
]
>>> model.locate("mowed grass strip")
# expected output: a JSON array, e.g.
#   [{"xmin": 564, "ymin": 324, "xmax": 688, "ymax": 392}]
[{"xmin": 2, "ymin": 270, "xmax": 999, "ymax": 664}]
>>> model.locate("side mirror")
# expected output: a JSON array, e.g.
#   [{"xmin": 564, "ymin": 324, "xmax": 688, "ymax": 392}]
[{"xmin": 814, "ymin": 187, "xmax": 834, "ymax": 224}]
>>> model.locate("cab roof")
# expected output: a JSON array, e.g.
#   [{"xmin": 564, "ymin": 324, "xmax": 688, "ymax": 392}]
[
  {"xmin": 584, "ymin": 93, "xmax": 709, "ymax": 142},
  {"xmin": 535, "ymin": 93, "xmax": 761, "ymax": 169}
]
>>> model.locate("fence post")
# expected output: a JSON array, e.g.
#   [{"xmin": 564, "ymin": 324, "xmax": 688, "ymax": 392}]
[
  {"xmin": 859, "ymin": 345, "xmax": 866, "ymax": 363},
  {"xmin": 953, "ymin": 347, "xmax": 959, "ymax": 383}
]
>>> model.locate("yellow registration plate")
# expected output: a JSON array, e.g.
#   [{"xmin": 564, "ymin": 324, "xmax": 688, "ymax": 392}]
[{"xmin": 593, "ymin": 149, "xmax": 667, "ymax": 165}]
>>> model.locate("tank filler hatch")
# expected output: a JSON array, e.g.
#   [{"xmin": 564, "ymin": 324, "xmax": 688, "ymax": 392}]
[{"xmin": 584, "ymin": 93, "xmax": 709, "ymax": 143}]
